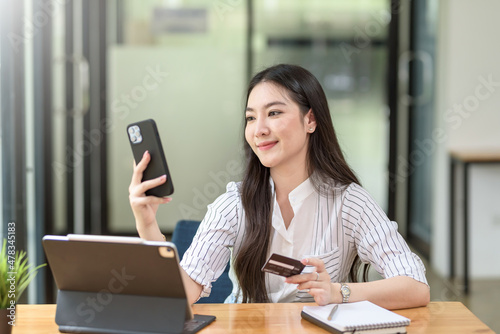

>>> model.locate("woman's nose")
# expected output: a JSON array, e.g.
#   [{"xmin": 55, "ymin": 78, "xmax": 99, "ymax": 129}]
[{"xmin": 254, "ymin": 118, "xmax": 270, "ymax": 137}]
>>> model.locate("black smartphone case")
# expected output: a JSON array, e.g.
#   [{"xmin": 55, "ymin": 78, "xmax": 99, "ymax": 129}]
[{"xmin": 127, "ymin": 119, "xmax": 174, "ymax": 197}]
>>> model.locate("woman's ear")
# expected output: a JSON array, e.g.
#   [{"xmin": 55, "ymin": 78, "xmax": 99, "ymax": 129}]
[{"xmin": 305, "ymin": 109, "xmax": 317, "ymax": 132}]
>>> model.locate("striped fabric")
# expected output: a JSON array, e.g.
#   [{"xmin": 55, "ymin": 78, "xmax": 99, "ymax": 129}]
[{"xmin": 180, "ymin": 178, "xmax": 428, "ymax": 303}]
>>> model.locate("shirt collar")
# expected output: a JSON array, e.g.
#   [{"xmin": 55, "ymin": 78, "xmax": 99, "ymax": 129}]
[
  {"xmin": 269, "ymin": 176, "xmax": 315, "ymax": 204},
  {"xmin": 288, "ymin": 177, "xmax": 315, "ymax": 204}
]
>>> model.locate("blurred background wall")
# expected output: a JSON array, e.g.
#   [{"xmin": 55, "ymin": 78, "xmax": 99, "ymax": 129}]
[{"xmin": 1, "ymin": 0, "xmax": 499, "ymax": 312}]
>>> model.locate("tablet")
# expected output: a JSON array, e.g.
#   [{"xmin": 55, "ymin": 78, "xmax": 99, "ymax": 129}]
[{"xmin": 42, "ymin": 234, "xmax": 215, "ymax": 334}]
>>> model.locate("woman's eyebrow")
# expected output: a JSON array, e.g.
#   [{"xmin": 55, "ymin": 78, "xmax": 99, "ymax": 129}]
[{"xmin": 245, "ymin": 101, "xmax": 287, "ymax": 112}]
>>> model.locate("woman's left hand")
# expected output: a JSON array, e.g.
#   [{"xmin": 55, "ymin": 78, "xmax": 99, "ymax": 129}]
[{"xmin": 285, "ymin": 257, "xmax": 338, "ymax": 306}]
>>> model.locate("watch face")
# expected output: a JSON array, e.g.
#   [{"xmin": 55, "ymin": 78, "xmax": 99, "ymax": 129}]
[{"xmin": 341, "ymin": 284, "xmax": 350, "ymax": 296}]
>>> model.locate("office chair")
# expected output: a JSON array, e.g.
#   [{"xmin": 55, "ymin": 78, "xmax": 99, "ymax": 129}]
[{"xmin": 171, "ymin": 219, "xmax": 233, "ymax": 303}]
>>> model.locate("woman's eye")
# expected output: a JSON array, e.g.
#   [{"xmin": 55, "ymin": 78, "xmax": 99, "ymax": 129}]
[
  {"xmin": 269, "ymin": 111, "xmax": 281, "ymax": 117},
  {"xmin": 245, "ymin": 116, "xmax": 255, "ymax": 122}
]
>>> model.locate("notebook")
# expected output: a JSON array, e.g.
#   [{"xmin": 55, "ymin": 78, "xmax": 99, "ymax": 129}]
[
  {"xmin": 301, "ymin": 301, "xmax": 410, "ymax": 334},
  {"xmin": 42, "ymin": 234, "xmax": 216, "ymax": 334}
]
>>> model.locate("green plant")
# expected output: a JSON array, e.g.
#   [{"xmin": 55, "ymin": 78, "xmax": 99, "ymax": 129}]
[{"xmin": 0, "ymin": 239, "xmax": 46, "ymax": 309}]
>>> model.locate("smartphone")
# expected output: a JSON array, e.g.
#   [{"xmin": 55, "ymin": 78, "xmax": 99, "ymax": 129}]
[
  {"xmin": 261, "ymin": 253, "xmax": 306, "ymax": 277},
  {"xmin": 127, "ymin": 119, "xmax": 174, "ymax": 197}
]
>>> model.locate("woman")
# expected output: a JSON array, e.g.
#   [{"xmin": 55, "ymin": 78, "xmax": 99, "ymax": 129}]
[{"xmin": 129, "ymin": 64, "xmax": 430, "ymax": 309}]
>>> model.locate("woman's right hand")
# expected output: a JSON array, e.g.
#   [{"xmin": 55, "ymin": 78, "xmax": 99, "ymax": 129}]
[{"xmin": 128, "ymin": 150, "xmax": 172, "ymax": 240}]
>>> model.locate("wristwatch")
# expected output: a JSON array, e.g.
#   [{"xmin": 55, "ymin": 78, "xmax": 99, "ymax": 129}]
[{"xmin": 340, "ymin": 283, "xmax": 351, "ymax": 303}]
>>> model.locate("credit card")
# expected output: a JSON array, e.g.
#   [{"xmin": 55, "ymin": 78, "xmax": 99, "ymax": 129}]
[{"xmin": 261, "ymin": 253, "xmax": 305, "ymax": 277}]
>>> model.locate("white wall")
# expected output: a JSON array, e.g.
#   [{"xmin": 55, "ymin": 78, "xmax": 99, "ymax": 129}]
[{"xmin": 433, "ymin": 0, "xmax": 500, "ymax": 278}]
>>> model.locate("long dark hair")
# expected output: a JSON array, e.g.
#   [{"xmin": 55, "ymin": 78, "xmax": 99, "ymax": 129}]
[{"xmin": 235, "ymin": 64, "xmax": 363, "ymax": 303}]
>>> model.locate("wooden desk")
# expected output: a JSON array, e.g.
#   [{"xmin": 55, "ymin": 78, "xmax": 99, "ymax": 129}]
[
  {"xmin": 449, "ymin": 149, "xmax": 500, "ymax": 294},
  {"xmin": 12, "ymin": 302, "xmax": 493, "ymax": 333}
]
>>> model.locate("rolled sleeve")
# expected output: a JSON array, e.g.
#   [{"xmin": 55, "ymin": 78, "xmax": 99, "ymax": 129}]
[
  {"xmin": 180, "ymin": 182, "xmax": 241, "ymax": 298},
  {"xmin": 343, "ymin": 184, "xmax": 428, "ymax": 286},
  {"xmin": 359, "ymin": 222, "xmax": 428, "ymax": 285}
]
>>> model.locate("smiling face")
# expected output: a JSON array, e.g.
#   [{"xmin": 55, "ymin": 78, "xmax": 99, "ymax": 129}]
[{"xmin": 245, "ymin": 81, "xmax": 316, "ymax": 175}]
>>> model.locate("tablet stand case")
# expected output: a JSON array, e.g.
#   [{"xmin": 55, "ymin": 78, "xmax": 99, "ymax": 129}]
[
  {"xmin": 43, "ymin": 238, "xmax": 198, "ymax": 334},
  {"xmin": 56, "ymin": 290, "xmax": 187, "ymax": 334}
]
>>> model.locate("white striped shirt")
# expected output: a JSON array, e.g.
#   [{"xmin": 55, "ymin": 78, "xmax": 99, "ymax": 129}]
[{"xmin": 180, "ymin": 177, "xmax": 428, "ymax": 303}]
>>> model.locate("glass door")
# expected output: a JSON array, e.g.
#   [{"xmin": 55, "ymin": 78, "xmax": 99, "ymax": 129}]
[
  {"xmin": 407, "ymin": 0, "xmax": 437, "ymax": 258},
  {"xmin": 46, "ymin": 0, "xmax": 109, "ymax": 302},
  {"xmin": 50, "ymin": 0, "xmax": 109, "ymax": 238}
]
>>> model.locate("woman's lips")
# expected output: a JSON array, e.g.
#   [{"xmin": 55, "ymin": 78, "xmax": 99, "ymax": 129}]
[{"xmin": 257, "ymin": 141, "xmax": 277, "ymax": 151}]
